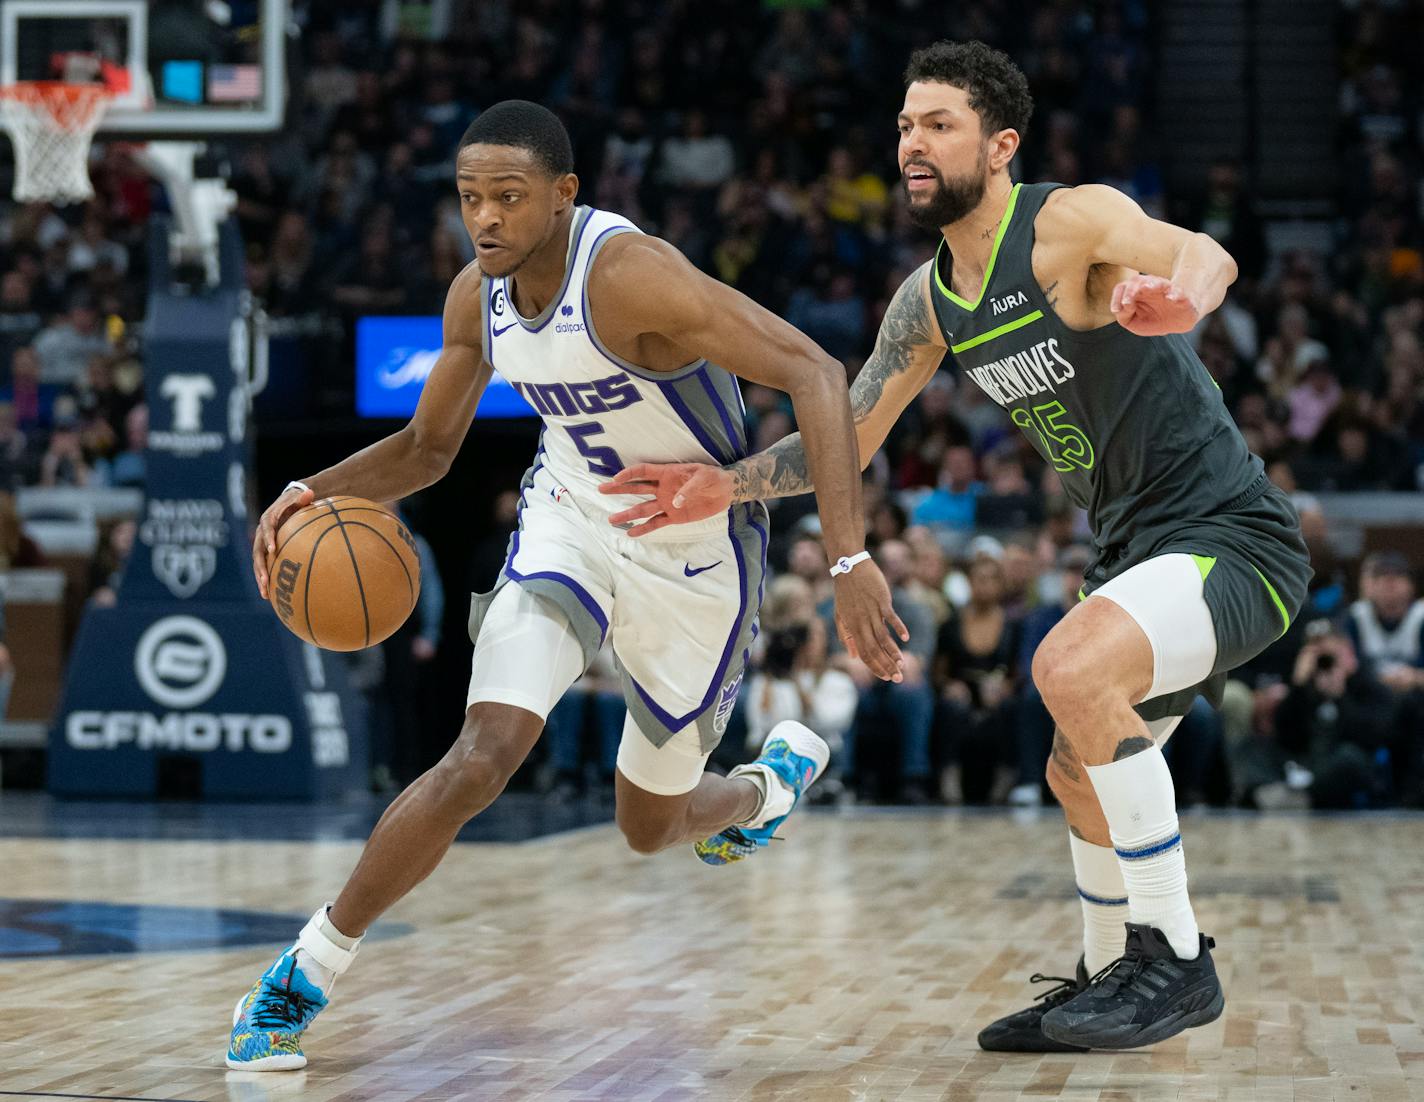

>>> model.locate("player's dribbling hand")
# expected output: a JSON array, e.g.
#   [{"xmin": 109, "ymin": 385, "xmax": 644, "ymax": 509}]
[
  {"xmin": 253, "ymin": 483, "xmax": 314, "ymax": 598},
  {"xmin": 833, "ymin": 562, "xmax": 909, "ymax": 683},
  {"xmin": 597, "ymin": 462, "xmax": 733, "ymax": 536},
  {"xmin": 1111, "ymin": 274, "xmax": 1200, "ymax": 336}
]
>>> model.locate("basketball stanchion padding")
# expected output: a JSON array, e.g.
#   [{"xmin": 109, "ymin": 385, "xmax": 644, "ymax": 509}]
[
  {"xmin": 269, "ymin": 497, "xmax": 422, "ymax": 651},
  {"xmin": 0, "ymin": 80, "xmax": 112, "ymax": 202}
]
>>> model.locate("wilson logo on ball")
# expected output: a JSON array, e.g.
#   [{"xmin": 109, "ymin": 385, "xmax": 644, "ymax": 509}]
[{"xmin": 273, "ymin": 558, "xmax": 302, "ymax": 622}]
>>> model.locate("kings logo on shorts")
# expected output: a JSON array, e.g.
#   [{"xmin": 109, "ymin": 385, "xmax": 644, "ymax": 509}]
[{"xmin": 712, "ymin": 669, "xmax": 745, "ymax": 734}]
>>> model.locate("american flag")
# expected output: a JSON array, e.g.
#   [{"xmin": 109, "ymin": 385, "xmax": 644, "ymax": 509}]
[{"xmin": 208, "ymin": 64, "xmax": 262, "ymax": 102}]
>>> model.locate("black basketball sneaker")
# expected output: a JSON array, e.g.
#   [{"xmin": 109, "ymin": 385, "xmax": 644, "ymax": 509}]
[
  {"xmin": 1040, "ymin": 923, "xmax": 1224, "ymax": 1049},
  {"xmin": 976, "ymin": 957, "xmax": 1091, "ymax": 1053}
]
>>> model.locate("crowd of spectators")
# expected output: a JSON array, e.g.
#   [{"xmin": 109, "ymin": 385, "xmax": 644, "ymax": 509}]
[{"xmin": 0, "ymin": 1, "xmax": 1419, "ymax": 806}]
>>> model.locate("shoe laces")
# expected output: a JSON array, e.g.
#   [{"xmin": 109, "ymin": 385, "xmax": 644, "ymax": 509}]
[
  {"xmin": 1087, "ymin": 943, "xmax": 1150, "ymax": 997},
  {"xmin": 251, "ymin": 959, "xmax": 320, "ymax": 1030},
  {"xmin": 1028, "ymin": 972, "xmax": 1083, "ymax": 1006}
]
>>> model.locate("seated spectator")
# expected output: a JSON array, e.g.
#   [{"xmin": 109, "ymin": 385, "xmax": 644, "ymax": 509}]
[
  {"xmin": 784, "ymin": 271, "xmax": 866, "ymax": 362},
  {"xmin": 0, "ymin": 402, "xmax": 38, "ymax": 490},
  {"xmin": 33, "ymin": 295, "xmax": 112, "ymax": 388},
  {"xmin": 1287, "ymin": 360, "xmax": 1342, "ymax": 443},
  {"xmin": 745, "ymin": 600, "xmax": 858, "ymax": 804},
  {"xmin": 910, "ymin": 445, "xmax": 983, "ymax": 531},
  {"xmin": 1254, "ymin": 623, "xmax": 1399, "ymax": 809},
  {"xmin": 935, "ymin": 554, "xmax": 1021, "ymax": 804},
  {"xmin": 67, "ymin": 209, "xmax": 128, "ymax": 276},
  {"xmin": 38, "ymin": 404, "xmax": 93, "ymax": 487},
  {"xmin": 0, "ymin": 346, "xmax": 60, "ymax": 431},
  {"xmin": 1346, "ymin": 551, "xmax": 1424, "ymax": 802},
  {"xmin": 658, "ymin": 110, "xmax": 736, "ymax": 192},
  {"xmin": 94, "ymin": 403, "xmax": 147, "ymax": 489},
  {"xmin": 822, "ymin": 538, "xmax": 936, "ymax": 804}
]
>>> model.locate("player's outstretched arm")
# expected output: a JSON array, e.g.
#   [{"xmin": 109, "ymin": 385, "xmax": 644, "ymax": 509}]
[
  {"xmin": 252, "ymin": 263, "xmax": 492, "ymax": 598},
  {"xmin": 590, "ymin": 235, "xmax": 918, "ymax": 680},
  {"xmin": 1047, "ymin": 184, "xmax": 1238, "ymax": 337},
  {"xmin": 724, "ymin": 263, "xmax": 945, "ymax": 504}
]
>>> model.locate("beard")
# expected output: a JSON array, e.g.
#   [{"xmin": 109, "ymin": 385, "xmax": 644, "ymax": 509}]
[{"xmin": 904, "ymin": 145, "xmax": 989, "ymax": 230}]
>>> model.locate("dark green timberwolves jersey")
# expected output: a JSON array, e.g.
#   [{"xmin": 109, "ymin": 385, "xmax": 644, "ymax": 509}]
[{"xmin": 931, "ymin": 182, "xmax": 1265, "ymax": 550}]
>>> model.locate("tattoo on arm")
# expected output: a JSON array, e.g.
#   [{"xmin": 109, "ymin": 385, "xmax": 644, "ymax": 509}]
[
  {"xmin": 1112, "ymin": 735, "xmax": 1154, "ymax": 761},
  {"xmin": 726, "ymin": 267, "xmax": 937, "ymax": 503},
  {"xmin": 1045, "ymin": 280, "xmax": 1060, "ymax": 311},
  {"xmin": 1051, "ymin": 728, "xmax": 1081, "ymax": 782}
]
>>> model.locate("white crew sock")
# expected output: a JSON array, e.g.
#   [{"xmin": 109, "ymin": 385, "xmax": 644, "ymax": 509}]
[
  {"xmin": 294, "ymin": 904, "xmax": 363, "ymax": 996},
  {"xmin": 1085, "ymin": 743, "xmax": 1200, "ymax": 960},
  {"xmin": 1068, "ymin": 832, "xmax": 1129, "ymax": 974}
]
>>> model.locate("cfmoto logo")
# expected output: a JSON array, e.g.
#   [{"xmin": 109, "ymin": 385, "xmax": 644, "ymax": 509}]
[{"xmin": 134, "ymin": 616, "xmax": 227, "ymax": 709}]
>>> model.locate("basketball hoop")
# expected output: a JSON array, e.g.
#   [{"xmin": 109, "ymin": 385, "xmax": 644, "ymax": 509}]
[{"xmin": 0, "ymin": 81, "xmax": 112, "ymax": 204}]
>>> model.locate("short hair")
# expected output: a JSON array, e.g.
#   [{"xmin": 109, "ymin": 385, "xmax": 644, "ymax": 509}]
[
  {"xmin": 903, "ymin": 40, "xmax": 1034, "ymax": 139},
  {"xmin": 457, "ymin": 100, "xmax": 574, "ymax": 177}
]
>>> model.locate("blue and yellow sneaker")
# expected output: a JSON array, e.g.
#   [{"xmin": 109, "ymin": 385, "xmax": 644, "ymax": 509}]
[
  {"xmin": 226, "ymin": 906, "xmax": 360, "ymax": 1071},
  {"xmin": 695, "ymin": 720, "xmax": 829, "ymax": 866}
]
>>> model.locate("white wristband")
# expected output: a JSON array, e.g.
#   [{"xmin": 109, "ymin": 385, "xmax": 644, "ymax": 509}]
[
  {"xmin": 829, "ymin": 551, "xmax": 873, "ymax": 578},
  {"xmin": 284, "ymin": 480, "xmax": 311, "ymax": 495}
]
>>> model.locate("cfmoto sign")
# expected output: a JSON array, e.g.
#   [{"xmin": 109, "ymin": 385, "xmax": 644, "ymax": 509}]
[{"xmin": 134, "ymin": 616, "xmax": 227, "ymax": 708}]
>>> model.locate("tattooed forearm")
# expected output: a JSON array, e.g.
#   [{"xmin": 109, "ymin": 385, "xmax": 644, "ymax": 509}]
[
  {"xmin": 728, "ymin": 433, "xmax": 812, "ymax": 503},
  {"xmin": 725, "ymin": 264, "xmax": 939, "ymax": 504}
]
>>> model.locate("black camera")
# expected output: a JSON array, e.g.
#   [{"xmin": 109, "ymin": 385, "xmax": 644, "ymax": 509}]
[{"xmin": 763, "ymin": 623, "xmax": 811, "ymax": 679}]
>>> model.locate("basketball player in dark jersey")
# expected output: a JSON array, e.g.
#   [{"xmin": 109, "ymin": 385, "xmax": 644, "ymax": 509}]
[{"xmin": 600, "ymin": 41, "xmax": 1312, "ymax": 1051}]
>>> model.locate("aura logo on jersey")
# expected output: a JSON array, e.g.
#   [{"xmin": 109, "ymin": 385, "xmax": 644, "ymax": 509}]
[
  {"xmin": 140, "ymin": 499, "xmax": 229, "ymax": 599},
  {"xmin": 990, "ymin": 290, "xmax": 1029, "ymax": 315}
]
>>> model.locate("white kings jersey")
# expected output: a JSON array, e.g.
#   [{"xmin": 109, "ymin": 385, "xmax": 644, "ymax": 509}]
[{"xmin": 481, "ymin": 206, "xmax": 749, "ymax": 543}]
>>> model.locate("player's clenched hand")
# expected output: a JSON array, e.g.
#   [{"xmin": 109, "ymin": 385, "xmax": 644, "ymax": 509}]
[
  {"xmin": 252, "ymin": 483, "xmax": 314, "ymax": 598},
  {"xmin": 1111, "ymin": 274, "xmax": 1200, "ymax": 336},
  {"xmin": 597, "ymin": 462, "xmax": 733, "ymax": 537},
  {"xmin": 832, "ymin": 562, "xmax": 908, "ymax": 683}
]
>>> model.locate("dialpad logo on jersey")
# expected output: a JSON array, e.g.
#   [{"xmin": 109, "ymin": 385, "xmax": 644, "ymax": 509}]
[
  {"xmin": 555, "ymin": 303, "xmax": 586, "ymax": 334},
  {"xmin": 140, "ymin": 499, "xmax": 229, "ymax": 599},
  {"xmin": 712, "ymin": 669, "xmax": 746, "ymax": 734},
  {"xmin": 151, "ymin": 374, "xmax": 224, "ymax": 455}
]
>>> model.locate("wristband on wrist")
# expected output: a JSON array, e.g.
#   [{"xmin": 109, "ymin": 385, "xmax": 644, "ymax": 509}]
[
  {"xmin": 829, "ymin": 550, "xmax": 873, "ymax": 578},
  {"xmin": 284, "ymin": 480, "xmax": 312, "ymax": 495}
]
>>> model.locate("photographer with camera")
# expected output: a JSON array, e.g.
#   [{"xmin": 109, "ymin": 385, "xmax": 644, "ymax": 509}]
[{"xmin": 1257, "ymin": 621, "xmax": 1398, "ymax": 809}]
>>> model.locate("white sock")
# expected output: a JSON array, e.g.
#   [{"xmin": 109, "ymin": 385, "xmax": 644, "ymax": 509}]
[
  {"xmin": 294, "ymin": 904, "xmax": 363, "ymax": 997},
  {"xmin": 1085, "ymin": 744, "xmax": 1200, "ymax": 960},
  {"xmin": 1068, "ymin": 832, "xmax": 1129, "ymax": 974},
  {"xmin": 730, "ymin": 764, "xmax": 793, "ymax": 828}
]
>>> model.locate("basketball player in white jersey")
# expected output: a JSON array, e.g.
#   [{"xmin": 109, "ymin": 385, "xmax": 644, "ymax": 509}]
[{"xmin": 226, "ymin": 100, "xmax": 908, "ymax": 1071}]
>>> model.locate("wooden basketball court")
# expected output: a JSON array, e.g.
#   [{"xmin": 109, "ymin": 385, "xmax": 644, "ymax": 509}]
[{"xmin": 1, "ymin": 807, "xmax": 1421, "ymax": 1100}]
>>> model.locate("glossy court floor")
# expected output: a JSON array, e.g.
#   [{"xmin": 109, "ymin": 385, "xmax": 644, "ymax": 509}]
[{"xmin": 0, "ymin": 795, "xmax": 1421, "ymax": 1101}]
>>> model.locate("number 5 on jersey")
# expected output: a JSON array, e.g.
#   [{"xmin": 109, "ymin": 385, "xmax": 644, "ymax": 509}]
[
  {"xmin": 1012, "ymin": 400, "xmax": 1096, "ymax": 472},
  {"xmin": 568, "ymin": 422, "xmax": 624, "ymax": 477}
]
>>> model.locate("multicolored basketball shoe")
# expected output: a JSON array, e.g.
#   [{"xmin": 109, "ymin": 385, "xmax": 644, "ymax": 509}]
[
  {"xmin": 695, "ymin": 721, "xmax": 829, "ymax": 866},
  {"xmin": 226, "ymin": 906, "xmax": 360, "ymax": 1071},
  {"xmin": 226, "ymin": 947, "xmax": 327, "ymax": 1071}
]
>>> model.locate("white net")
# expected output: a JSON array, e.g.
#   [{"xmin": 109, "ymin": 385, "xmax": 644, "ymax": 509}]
[{"xmin": 0, "ymin": 82, "xmax": 110, "ymax": 204}]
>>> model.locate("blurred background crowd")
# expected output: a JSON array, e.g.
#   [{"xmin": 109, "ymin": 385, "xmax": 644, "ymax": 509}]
[{"xmin": 0, "ymin": 0, "xmax": 1420, "ymax": 809}]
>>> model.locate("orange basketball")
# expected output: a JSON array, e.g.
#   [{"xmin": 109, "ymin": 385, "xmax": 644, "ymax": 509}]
[{"xmin": 268, "ymin": 496, "xmax": 421, "ymax": 651}]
